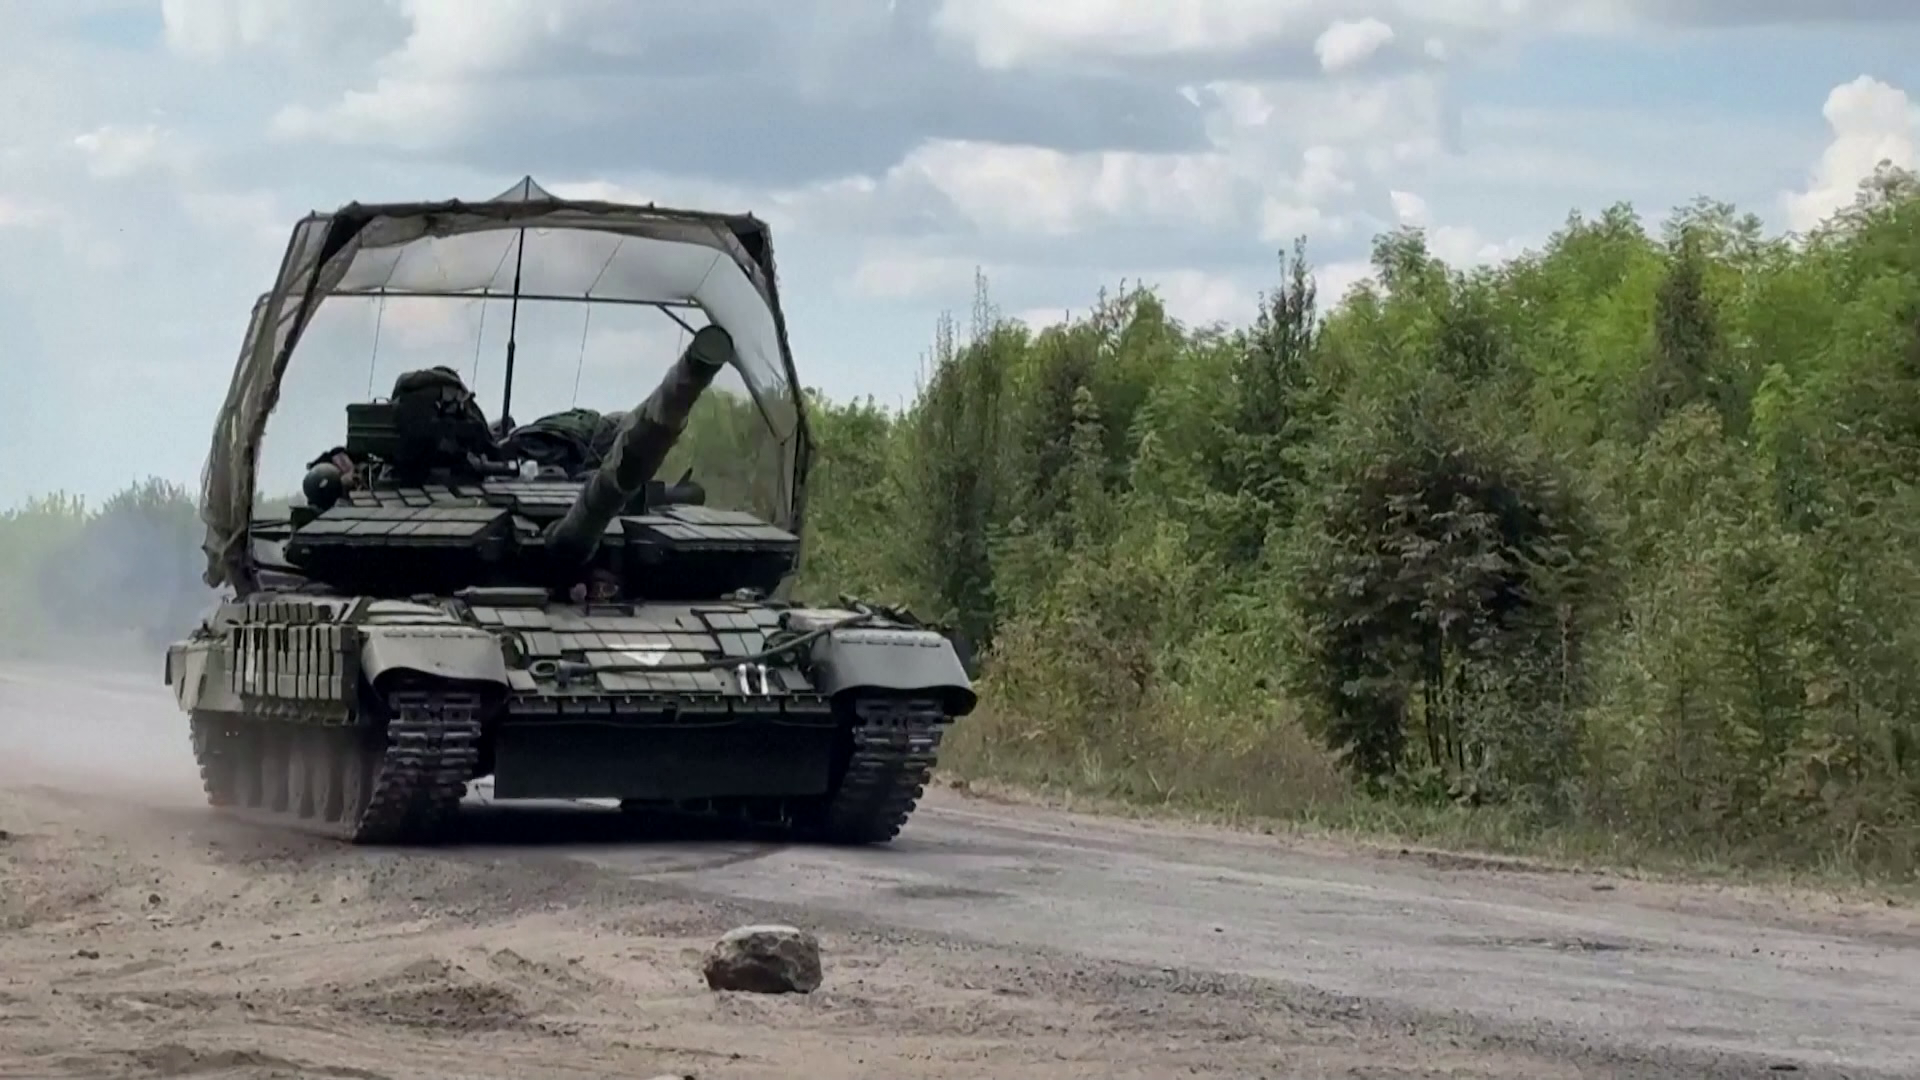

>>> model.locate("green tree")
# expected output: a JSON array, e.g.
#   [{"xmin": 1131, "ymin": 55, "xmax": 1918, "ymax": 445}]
[{"xmin": 12, "ymin": 166, "xmax": 1920, "ymax": 880}]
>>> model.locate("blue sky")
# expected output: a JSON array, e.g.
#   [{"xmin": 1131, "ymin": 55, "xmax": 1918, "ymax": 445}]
[{"xmin": 1, "ymin": 0, "xmax": 1916, "ymax": 507}]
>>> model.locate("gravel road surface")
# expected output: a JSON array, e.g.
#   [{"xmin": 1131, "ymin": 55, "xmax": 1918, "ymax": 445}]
[{"xmin": 2, "ymin": 661, "xmax": 1915, "ymax": 1079}]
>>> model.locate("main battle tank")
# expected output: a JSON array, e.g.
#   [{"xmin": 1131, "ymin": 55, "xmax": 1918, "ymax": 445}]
[{"xmin": 163, "ymin": 177, "xmax": 976, "ymax": 845}]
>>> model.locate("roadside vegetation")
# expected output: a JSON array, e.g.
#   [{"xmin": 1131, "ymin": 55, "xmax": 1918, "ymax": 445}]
[{"xmin": 7, "ymin": 168, "xmax": 1918, "ymax": 885}]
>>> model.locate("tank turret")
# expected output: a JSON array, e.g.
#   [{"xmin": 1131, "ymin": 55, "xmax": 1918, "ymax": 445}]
[{"xmin": 542, "ymin": 323, "xmax": 733, "ymax": 566}]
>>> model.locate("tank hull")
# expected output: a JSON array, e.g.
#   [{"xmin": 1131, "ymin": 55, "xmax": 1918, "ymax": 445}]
[{"xmin": 165, "ymin": 591, "xmax": 972, "ymax": 844}]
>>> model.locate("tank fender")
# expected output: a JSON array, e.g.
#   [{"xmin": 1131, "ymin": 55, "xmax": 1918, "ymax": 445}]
[
  {"xmin": 806, "ymin": 623, "xmax": 978, "ymax": 716},
  {"xmin": 165, "ymin": 640, "xmax": 210, "ymax": 712},
  {"xmin": 358, "ymin": 625, "xmax": 509, "ymax": 689}
]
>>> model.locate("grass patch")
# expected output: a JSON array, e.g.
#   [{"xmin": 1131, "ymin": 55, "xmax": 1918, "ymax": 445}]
[{"xmin": 938, "ymin": 703, "xmax": 1920, "ymax": 906}]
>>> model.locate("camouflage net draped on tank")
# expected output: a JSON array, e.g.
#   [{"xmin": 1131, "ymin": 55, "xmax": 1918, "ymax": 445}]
[{"xmin": 196, "ymin": 176, "xmax": 810, "ymax": 592}]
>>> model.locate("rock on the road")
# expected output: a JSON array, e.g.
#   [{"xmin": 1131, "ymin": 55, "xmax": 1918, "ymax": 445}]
[{"xmin": 702, "ymin": 924, "xmax": 823, "ymax": 994}]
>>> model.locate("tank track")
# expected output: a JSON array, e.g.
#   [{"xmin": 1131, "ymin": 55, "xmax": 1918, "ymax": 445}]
[
  {"xmin": 798, "ymin": 694, "xmax": 948, "ymax": 844},
  {"xmin": 619, "ymin": 693, "xmax": 950, "ymax": 844},
  {"xmin": 189, "ymin": 688, "xmax": 482, "ymax": 845}
]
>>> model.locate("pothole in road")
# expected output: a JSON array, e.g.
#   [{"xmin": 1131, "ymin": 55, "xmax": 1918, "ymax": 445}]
[
  {"xmin": 1443, "ymin": 934, "xmax": 1642, "ymax": 954},
  {"xmin": 1401, "ymin": 848, "xmax": 1574, "ymax": 875},
  {"xmin": 887, "ymin": 883, "xmax": 1007, "ymax": 902}
]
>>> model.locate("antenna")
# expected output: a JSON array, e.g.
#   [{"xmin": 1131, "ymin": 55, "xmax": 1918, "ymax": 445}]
[
  {"xmin": 499, "ymin": 227, "xmax": 527, "ymax": 423},
  {"xmin": 364, "ymin": 292, "xmax": 387, "ymax": 397}
]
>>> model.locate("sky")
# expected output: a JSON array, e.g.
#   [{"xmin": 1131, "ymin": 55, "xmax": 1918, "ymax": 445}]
[{"xmin": 1, "ymin": 0, "xmax": 1917, "ymax": 507}]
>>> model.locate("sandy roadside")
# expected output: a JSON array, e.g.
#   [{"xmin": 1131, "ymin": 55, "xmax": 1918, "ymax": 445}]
[
  {"xmin": 0, "ymin": 776, "xmax": 1589, "ymax": 1076},
  {"xmin": 2, "ymin": 659, "xmax": 1915, "ymax": 1079},
  {"xmin": 0, "ymin": 778, "xmax": 1768, "ymax": 1080}
]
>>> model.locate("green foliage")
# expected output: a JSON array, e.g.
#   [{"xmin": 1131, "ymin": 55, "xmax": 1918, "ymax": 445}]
[
  {"xmin": 661, "ymin": 388, "xmax": 791, "ymax": 523},
  {"xmin": 854, "ymin": 168, "xmax": 1920, "ymax": 882},
  {"xmin": 1280, "ymin": 379, "xmax": 1598, "ymax": 803},
  {"xmin": 1214, "ymin": 239, "xmax": 1324, "ymax": 564},
  {"xmin": 0, "ymin": 479, "xmax": 206, "ymax": 658},
  {"xmin": 9, "ymin": 168, "xmax": 1920, "ymax": 881}
]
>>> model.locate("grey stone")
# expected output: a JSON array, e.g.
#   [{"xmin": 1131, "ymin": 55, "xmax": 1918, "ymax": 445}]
[{"xmin": 701, "ymin": 923, "xmax": 822, "ymax": 994}]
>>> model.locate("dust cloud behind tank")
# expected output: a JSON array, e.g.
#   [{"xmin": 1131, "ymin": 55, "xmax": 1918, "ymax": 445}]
[{"xmin": 162, "ymin": 176, "xmax": 977, "ymax": 845}]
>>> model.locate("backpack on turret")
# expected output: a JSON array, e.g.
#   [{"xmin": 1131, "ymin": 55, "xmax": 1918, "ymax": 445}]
[
  {"xmin": 387, "ymin": 365, "xmax": 497, "ymax": 479},
  {"xmin": 498, "ymin": 407, "xmax": 623, "ymax": 477}
]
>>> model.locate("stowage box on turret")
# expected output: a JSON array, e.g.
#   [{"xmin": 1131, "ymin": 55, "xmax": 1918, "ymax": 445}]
[{"xmin": 163, "ymin": 178, "xmax": 976, "ymax": 845}]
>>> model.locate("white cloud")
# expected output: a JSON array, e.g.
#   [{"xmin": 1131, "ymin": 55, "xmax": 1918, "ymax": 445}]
[
  {"xmin": 806, "ymin": 72, "xmax": 1451, "ymax": 254},
  {"xmin": 1149, "ymin": 268, "xmax": 1257, "ymax": 326},
  {"xmin": 546, "ymin": 177, "xmax": 769, "ymax": 215},
  {"xmin": 1010, "ymin": 271, "xmax": 1256, "ymax": 331},
  {"xmin": 0, "ymin": 195, "xmax": 53, "ymax": 229},
  {"xmin": 381, "ymin": 0, "xmax": 554, "ymax": 75},
  {"xmin": 160, "ymin": 0, "xmax": 390, "ymax": 59},
  {"xmin": 755, "ymin": 71, "xmax": 1441, "ymax": 254},
  {"xmin": 544, "ymin": 176, "xmax": 834, "ymax": 239},
  {"xmin": 72, "ymin": 124, "xmax": 194, "ymax": 179},
  {"xmin": 6, "ymin": 0, "xmax": 1918, "ymax": 513},
  {"xmin": 1015, "ymin": 269, "xmax": 1257, "ymax": 328},
  {"xmin": 257, "ymin": 0, "xmax": 665, "ymax": 149},
  {"xmin": 1389, "ymin": 189, "xmax": 1428, "ymax": 225},
  {"xmin": 1297, "ymin": 144, "xmax": 1356, "ymax": 200},
  {"xmin": 931, "ymin": 0, "xmax": 1639, "ymax": 69},
  {"xmin": 253, "ymin": 3, "xmax": 1450, "ymax": 256},
  {"xmin": 571, "ymin": 322, "xmax": 707, "ymax": 383},
  {"xmin": 64, "ymin": 235, "xmax": 127, "ymax": 271},
  {"xmin": 1316, "ymin": 17, "xmax": 1396, "ymax": 73},
  {"xmin": 1260, "ymin": 197, "xmax": 1332, "ymax": 242},
  {"xmin": 67, "ymin": 122, "xmax": 282, "ymax": 255},
  {"xmin": 161, "ymin": 0, "xmax": 301, "ymax": 57},
  {"xmin": 377, "ymin": 294, "xmax": 491, "ymax": 351},
  {"xmin": 1782, "ymin": 75, "xmax": 1919, "ymax": 232},
  {"xmin": 176, "ymin": 187, "xmax": 290, "ymax": 255},
  {"xmin": 884, "ymin": 139, "xmax": 1244, "ymax": 235},
  {"xmin": 1314, "ymin": 256, "xmax": 1377, "ymax": 301},
  {"xmin": 1014, "ymin": 306, "xmax": 1074, "ymax": 329},
  {"xmin": 1428, "ymin": 223, "xmax": 1529, "ymax": 266},
  {"xmin": 1382, "ymin": 188, "xmax": 1531, "ymax": 267},
  {"xmin": 932, "ymin": 0, "xmax": 1311, "ymax": 67},
  {"xmin": 847, "ymin": 250, "xmax": 985, "ymax": 300},
  {"xmin": 1195, "ymin": 74, "xmax": 1452, "ymax": 174},
  {"xmin": 271, "ymin": 76, "xmax": 471, "ymax": 149}
]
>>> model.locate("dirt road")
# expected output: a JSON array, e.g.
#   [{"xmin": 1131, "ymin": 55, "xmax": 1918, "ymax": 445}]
[{"xmin": 2, "ymin": 663, "xmax": 1916, "ymax": 1079}]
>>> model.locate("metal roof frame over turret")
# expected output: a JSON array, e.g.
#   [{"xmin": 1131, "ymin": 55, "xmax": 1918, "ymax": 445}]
[
  {"xmin": 165, "ymin": 178, "xmax": 974, "ymax": 849},
  {"xmin": 197, "ymin": 176, "xmax": 813, "ymax": 595}
]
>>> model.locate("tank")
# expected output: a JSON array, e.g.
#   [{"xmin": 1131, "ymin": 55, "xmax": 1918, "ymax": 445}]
[{"xmin": 162, "ymin": 176, "xmax": 976, "ymax": 845}]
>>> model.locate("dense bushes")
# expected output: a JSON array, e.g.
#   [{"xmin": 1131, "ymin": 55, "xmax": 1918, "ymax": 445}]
[
  {"xmin": 793, "ymin": 172, "xmax": 1920, "ymax": 880},
  {"xmin": 7, "ymin": 170, "xmax": 1919, "ymax": 879}
]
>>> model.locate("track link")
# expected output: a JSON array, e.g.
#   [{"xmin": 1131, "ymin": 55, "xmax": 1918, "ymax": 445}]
[
  {"xmin": 189, "ymin": 689, "xmax": 482, "ymax": 845},
  {"xmin": 354, "ymin": 690, "xmax": 484, "ymax": 843},
  {"xmin": 803, "ymin": 695, "xmax": 948, "ymax": 844},
  {"xmin": 620, "ymin": 694, "xmax": 952, "ymax": 844}
]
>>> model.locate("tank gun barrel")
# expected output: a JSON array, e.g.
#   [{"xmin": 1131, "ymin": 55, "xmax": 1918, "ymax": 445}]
[{"xmin": 543, "ymin": 324, "xmax": 734, "ymax": 565}]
